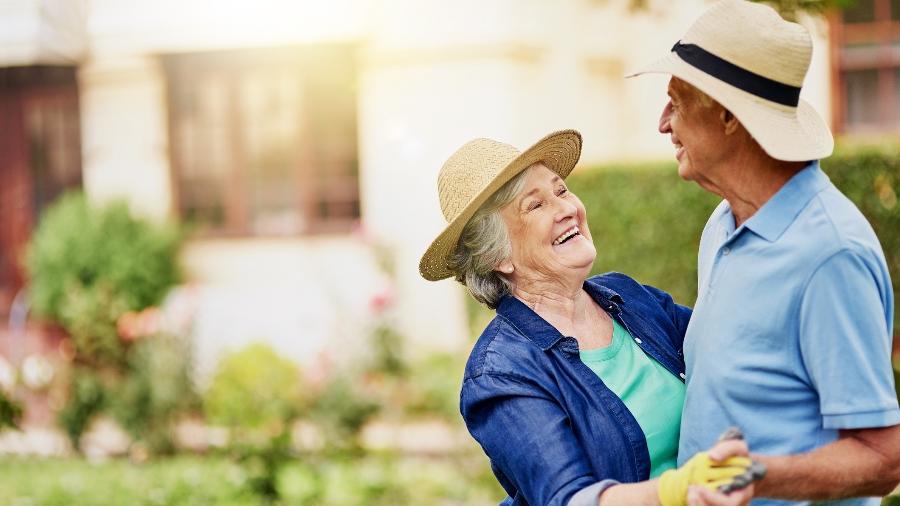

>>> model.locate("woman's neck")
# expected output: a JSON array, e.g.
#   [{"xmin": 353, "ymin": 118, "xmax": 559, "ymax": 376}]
[{"xmin": 513, "ymin": 278, "xmax": 592, "ymax": 332}]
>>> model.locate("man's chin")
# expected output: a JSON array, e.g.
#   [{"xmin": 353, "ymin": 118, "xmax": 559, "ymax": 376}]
[{"xmin": 676, "ymin": 163, "xmax": 694, "ymax": 181}]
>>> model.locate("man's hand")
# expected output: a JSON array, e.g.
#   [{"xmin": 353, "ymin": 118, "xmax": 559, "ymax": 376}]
[
  {"xmin": 659, "ymin": 439, "xmax": 757, "ymax": 506},
  {"xmin": 688, "ymin": 484, "xmax": 754, "ymax": 506},
  {"xmin": 686, "ymin": 439, "xmax": 755, "ymax": 506}
]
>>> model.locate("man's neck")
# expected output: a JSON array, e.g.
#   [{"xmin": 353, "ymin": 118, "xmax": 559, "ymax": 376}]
[{"xmin": 717, "ymin": 152, "xmax": 807, "ymax": 227}]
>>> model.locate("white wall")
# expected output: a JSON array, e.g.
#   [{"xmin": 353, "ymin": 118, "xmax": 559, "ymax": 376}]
[
  {"xmin": 79, "ymin": 56, "xmax": 172, "ymax": 220},
  {"xmin": 180, "ymin": 237, "xmax": 387, "ymax": 384}
]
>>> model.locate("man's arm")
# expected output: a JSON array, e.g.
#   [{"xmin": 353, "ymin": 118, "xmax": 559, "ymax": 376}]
[
  {"xmin": 764, "ymin": 247, "xmax": 900, "ymax": 501},
  {"xmin": 754, "ymin": 424, "xmax": 900, "ymax": 500}
]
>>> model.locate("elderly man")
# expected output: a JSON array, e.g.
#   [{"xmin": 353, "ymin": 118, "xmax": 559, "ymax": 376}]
[{"xmin": 630, "ymin": 0, "xmax": 900, "ymax": 505}]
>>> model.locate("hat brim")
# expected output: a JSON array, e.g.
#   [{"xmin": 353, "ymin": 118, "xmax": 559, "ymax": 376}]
[
  {"xmin": 419, "ymin": 130, "xmax": 582, "ymax": 282},
  {"xmin": 627, "ymin": 52, "xmax": 833, "ymax": 162}
]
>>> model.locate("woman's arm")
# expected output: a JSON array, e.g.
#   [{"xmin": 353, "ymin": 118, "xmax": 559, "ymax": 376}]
[
  {"xmin": 462, "ymin": 371, "xmax": 621, "ymax": 506},
  {"xmin": 641, "ymin": 283, "xmax": 692, "ymax": 340},
  {"xmin": 461, "ymin": 372, "xmax": 752, "ymax": 506},
  {"xmin": 600, "ymin": 440, "xmax": 755, "ymax": 506}
]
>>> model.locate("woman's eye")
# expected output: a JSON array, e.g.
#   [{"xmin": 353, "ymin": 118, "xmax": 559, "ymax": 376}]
[
  {"xmin": 527, "ymin": 201, "xmax": 542, "ymax": 211},
  {"xmin": 556, "ymin": 187, "xmax": 568, "ymax": 196}
]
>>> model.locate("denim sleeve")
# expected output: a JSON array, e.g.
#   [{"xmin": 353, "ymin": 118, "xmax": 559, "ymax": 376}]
[
  {"xmin": 461, "ymin": 372, "xmax": 616, "ymax": 506},
  {"xmin": 642, "ymin": 283, "xmax": 693, "ymax": 349},
  {"xmin": 799, "ymin": 249, "xmax": 900, "ymax": 429}
]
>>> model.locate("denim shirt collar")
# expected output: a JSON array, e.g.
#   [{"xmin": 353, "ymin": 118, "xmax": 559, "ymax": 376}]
[
  {"xmin": 740, "ymin": 160, "xmax": 830, "ymax": 243},
  {"xmin": 496, "ymin": 280, "xmax": 624, "ymax": 351}
]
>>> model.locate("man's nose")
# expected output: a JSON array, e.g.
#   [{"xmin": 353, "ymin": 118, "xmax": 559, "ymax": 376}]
[{"xmin": 659, "ymin": 100, "xmax": 673, "ymax": 134}]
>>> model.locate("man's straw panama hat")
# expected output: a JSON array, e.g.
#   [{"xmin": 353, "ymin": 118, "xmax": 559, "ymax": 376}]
[
  {"xmin": 419, "ymin": 130, "xmax": 582, "ymax": 282},
  {"xmin": 628, "ymin": 0, "xmax": 833, "ymax": 162}
]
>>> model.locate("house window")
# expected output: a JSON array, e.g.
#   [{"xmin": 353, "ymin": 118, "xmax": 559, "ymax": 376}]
[
  {"xmin": 163, "ymin": 46, "xmax": 360, "ymax": 236},
  {"xmin": 832, "ymin": 0, "xmax": 900, "ymax": 133}
]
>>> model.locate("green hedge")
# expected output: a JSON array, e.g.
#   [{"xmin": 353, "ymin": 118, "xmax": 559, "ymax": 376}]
[{"xmin": 566, "ymin": 145, "xmax": 900, "ymax": 333}]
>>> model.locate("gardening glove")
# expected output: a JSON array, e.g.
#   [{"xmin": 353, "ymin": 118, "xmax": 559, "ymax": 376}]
[{"xmin": 657, "ymin": 452, "xmax": 753, "ymax": 506}]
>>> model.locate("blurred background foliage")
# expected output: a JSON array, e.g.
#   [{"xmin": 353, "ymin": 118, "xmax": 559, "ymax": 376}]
[
  {"xmin": 27, "ymin": 193, "xmax": 181, "ymax": 333},
  {"xmin": 25, "ymin": 192, "xmax": 192, "ymax": 453}
]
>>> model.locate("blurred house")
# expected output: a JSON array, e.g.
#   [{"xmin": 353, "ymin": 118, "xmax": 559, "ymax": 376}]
[{"xmin": 0, "ymin": 0, "xmax": 896, "ymax": 379}]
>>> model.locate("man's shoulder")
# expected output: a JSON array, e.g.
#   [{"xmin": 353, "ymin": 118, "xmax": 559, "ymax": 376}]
[{"xmin": 795, "ymin": 185, "xmax": 884, "ymax": 260}]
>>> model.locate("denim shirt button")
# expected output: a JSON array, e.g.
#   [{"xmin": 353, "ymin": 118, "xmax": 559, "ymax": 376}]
[
  {"xmin": 634, "ymin": 338, "xmax": 643, "ymax": 345},
  {"xmin": 679, "ymin": 372, "xmax": 686, "ymax": 379}
]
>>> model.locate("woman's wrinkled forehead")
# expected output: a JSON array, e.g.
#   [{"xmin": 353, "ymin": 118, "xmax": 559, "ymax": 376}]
[{"xmin": 515, "ymin": 165, "xmax": 561, "ymax": 196}]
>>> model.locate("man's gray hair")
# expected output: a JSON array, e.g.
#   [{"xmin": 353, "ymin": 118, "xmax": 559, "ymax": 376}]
[{"xmin": 448, "ymin": 167, "xmax": 531, "ymax": 309}]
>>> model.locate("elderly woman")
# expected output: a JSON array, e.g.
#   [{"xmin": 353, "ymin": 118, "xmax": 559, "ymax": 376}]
[{"xmin": 419, "ymin": 130, "xmax": 757, "ymax": 506}]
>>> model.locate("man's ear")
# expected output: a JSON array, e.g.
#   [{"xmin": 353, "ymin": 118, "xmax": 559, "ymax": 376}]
[
  {"xmin": 496, "ymin": 258, "xmax": 514, "ymax": 275},
  {"xmin": 721, "ymin": 108, "xmax": 740, "ymax": 135}
]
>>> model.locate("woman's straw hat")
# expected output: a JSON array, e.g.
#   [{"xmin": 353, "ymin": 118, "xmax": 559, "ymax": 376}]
[
  {"xmin": 419, "ymin": 130, "xmax": 582, "ymax": 281},
  {"xmin": 628, "ymin": 0, "xmax": 833, "ymax": 162}
]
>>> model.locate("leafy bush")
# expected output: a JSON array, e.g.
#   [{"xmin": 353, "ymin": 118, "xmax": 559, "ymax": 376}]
[
  {"xmin": 402, "ymin": 352, "xmax": 465, "ymax": 421},
  {"xmin": 27, "ymin": 192, "xmax": 187, "ymax": 450},
  {"xmin": 27, "ymin": 192, "xmax": 181, "ymax": 367},
  {"xmin": 308, "ymin": 375, "xmax": 380, "ymax": 454},
  {"xmin": 0, "ymin": 391, "xmax": 22, "ymax": 430},
  {"xmin": 108, "ymin": 336, "xmax": 198, "ymax": 454},
  {"xmin": 56, "ymin": 367, "xmax": 106, "ymax": 451},
  {"xmin": 203, "ymin": 344, "xmax": 305, "ymax": 431},
  {"xmin": 203, "ymin": 344, "xmax": 307, "ymax": 501}
]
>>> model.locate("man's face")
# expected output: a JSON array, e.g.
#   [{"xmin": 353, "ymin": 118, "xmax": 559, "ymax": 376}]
[{"xmin": 658, "ymin": 78, "xmax": 728, "ymax": 185}]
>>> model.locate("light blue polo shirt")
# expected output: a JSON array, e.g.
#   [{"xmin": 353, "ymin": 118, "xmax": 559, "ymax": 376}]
[{"xmin": 678, "ymin": 162, "xmax": 900, "ymax": 506}]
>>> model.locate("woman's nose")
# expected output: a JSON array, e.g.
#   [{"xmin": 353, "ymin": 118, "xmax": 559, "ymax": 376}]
[{"xmin": 554, "ymin": 197, "xmax": 578, "ymax": 221}]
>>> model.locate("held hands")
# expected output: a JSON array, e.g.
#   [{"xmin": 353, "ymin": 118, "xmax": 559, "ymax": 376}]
[{"xmin": 658, "ymin": 431, "xmax": 764, "ymax": 506}]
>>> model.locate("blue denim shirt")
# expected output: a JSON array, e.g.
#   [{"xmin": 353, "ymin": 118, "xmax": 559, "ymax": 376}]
[{"xmin": 460, "ymin": 272, "xmax": 691, "ymax": 506}]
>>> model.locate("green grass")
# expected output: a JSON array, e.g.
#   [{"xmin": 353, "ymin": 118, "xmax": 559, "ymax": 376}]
[{"xmin": 0, "ymin": 453, "xmax": 504, "ymax": 506}]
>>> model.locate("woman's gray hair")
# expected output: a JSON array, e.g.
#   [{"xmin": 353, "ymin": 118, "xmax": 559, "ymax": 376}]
[{"xmin": 448, "ymin": 166, "xmax": 531, "ymax": 309}]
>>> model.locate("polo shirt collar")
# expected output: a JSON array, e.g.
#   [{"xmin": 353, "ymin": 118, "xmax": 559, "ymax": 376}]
[
  {"xmin": 742, "ymin": 161, "xmax": 830, "ymax": 243},
  {"xmin": 496, "ymin": 281, "xmax": 624, "ymax": 351}
]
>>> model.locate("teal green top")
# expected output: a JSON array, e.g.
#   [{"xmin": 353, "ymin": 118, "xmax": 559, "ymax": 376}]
[{"xmin": 579, "ymin": 319, "xmax": 685, "ymax": 478}]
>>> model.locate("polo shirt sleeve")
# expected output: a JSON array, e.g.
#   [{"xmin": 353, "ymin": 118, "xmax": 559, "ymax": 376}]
[
  {"xmin": 798, "ymin": 248, "xmax": 900, "ymax": 430},
  {"xmin": 461, "ymin": 372, "xmax": 619, "ymax": 506}
]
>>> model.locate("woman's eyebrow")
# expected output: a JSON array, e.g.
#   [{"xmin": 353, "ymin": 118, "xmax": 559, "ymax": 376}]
[{"xmin": 519, "ymin": 187, "xmax": 540, "ymax": 201}]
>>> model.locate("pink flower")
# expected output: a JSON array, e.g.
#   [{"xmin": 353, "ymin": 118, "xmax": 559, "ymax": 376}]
[
  {"xmin": 116, "ymin": 307, "xmax": 162, "ymax": 341},
  {"xmin": 369, "ymin": 285, "xmax": 395, "ymax": 317}
]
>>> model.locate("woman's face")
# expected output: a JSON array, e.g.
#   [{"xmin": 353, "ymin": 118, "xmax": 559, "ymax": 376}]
[{"xmin": 497, "ymin": 165, "xmax": 596, "ymax": 283}]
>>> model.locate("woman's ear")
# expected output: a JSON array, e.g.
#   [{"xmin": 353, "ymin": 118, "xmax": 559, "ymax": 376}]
[{"xmin": 496, "ymin": 259, "xmax": 514, "ymax": 275}]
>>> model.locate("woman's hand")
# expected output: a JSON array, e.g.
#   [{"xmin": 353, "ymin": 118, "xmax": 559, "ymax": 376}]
[
  {"xmin": 658, "ymin": 438, "xmax": 757, "ymax": 506},
  {"xmin": 685, "ymin": 438, "xmax": 755, "ymax": 506}
]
